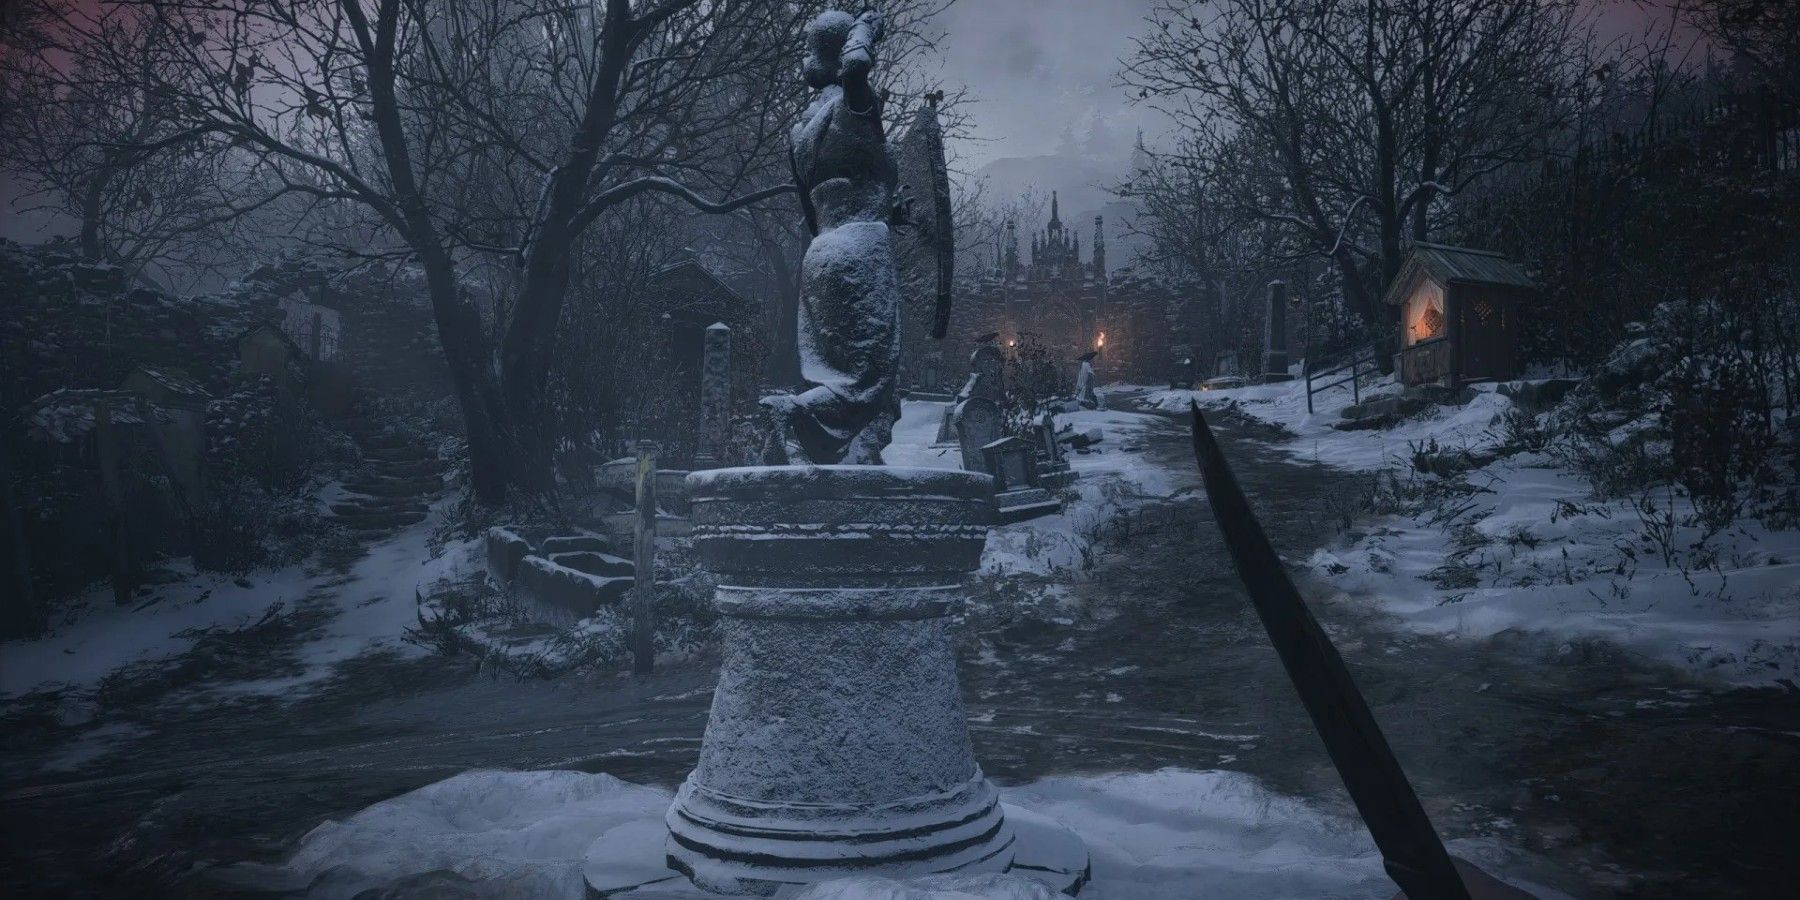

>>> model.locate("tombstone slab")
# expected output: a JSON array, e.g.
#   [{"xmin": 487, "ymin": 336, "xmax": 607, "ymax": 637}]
[{"xmin": 955, "ymin": 397, "xmax": 1003, "ymax": 474}]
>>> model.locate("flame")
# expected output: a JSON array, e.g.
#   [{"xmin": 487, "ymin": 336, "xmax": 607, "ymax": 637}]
[{"xmin": 1095, "ymin": 331, "xmax": 1106, "ymax": 349}]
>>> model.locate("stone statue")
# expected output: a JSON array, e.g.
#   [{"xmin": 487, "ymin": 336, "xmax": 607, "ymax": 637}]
[
  {"xmin": 763, "ymin": 10, "xmax": 951, "ymax": 466},
  {"xmin": 583, "ymin": 14, "xmax": 1088, "ymax": 893}
]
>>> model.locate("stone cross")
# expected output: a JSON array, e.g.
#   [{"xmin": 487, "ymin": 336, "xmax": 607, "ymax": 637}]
[
  {"xmin": 696, "ymin": 322, "xmax": 732, "ymax": 467},
  {"xmin": 1264, "ymin": 280, "xmax": 1291, "ymax": 381},
  {"xmin": 955, "ymin": 396, "xmax": 1003, "ymax": 473}
]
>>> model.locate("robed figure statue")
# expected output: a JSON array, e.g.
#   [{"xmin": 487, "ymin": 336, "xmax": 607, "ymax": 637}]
[{"xmin": 764, "ymin": 10, "xmax": 951, "ymax": 465}]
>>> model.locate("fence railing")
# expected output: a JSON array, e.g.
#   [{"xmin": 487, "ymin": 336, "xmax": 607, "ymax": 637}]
[
  {"xmin": 1303, "ymin": 339, "xmax": 1384, "ymax": 414},
  {"xmin": 1397, "ymin": 337, "xmax": 1452, "ymax": 387}
]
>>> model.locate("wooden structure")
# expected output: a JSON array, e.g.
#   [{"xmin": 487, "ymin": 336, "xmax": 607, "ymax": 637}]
[
  {"xmin": 644, "ymin": 260, "xmax": 757, "ymax": 395},
  {"xmin": 1383, "ymin": 243, "xmax": 1532, "ymax": 386},
  {"xmin": 1303, "ymin": 339, "xmax": 1382, "ymax": 414},
  {"xmin": 236, "ymin": 323, "xmax": 308, "ymax": 395}
]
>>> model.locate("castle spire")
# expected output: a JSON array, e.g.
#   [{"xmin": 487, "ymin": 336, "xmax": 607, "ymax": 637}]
[{"xmin": 1048, "ymin": 191, "xmax": 1061, "ymax": 231}]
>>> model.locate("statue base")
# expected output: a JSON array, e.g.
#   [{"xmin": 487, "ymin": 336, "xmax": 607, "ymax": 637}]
[{"xmin": 582, "ymin": 466, "xmax": 1086, "ymax": 896}]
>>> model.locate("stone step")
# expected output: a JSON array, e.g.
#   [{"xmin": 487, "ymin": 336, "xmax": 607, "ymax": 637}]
[
  {"xmin": 342, "ymin": 476, "xmax": 442, "ymax": 497},
  {"xmin": 330, "ymin": 508, "xmax": 427, "ymax": 529},
  {"xmin": 369, "ymin": 459, "xmax": 444, "ymax": 478},
  {"xmin": 363, "ymin": 447, "xmax": 438, "ymax": 464},
  {"xmin": 541, "ymin": 534, "xmax": 612, "ymax": 555},
  {"xmin": 548, "ymin": 550, "xmax": 634, "ymax": 578},
  {"xmin": 355, "ymin": 430, "xmax": 414, "ymax": 447},
  {"xmin": 331, "ymin": 498, "xmax": 427, "ymax": 516}
]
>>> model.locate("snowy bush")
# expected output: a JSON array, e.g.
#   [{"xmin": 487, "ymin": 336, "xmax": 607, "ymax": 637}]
[{"xmin": 1000, "ymin": 331, "xmax": 1068, "ymax": 437}]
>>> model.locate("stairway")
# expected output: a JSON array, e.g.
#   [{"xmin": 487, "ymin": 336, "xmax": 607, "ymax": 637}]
[{"xmin": 328, "ymin": 414, "xmax": 446, "ymax": 540}]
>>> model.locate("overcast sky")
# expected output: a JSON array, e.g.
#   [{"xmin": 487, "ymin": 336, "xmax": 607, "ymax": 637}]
[
  {"xmin": 930, "ymin": 0, "xmax": 1699, "ymax": 172},
  {"xmin": 4, "ymin": 0, "xmax": 1705, "ymax": 246},
  {"xmin": 935, "ymin": 0, "xmax": 1164, "ymax": 171}
]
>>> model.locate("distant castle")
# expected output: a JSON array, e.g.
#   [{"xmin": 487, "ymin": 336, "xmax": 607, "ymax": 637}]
[{"xmin": 901, "ymin": 190, "xmax": 1205, "ymax": 391}]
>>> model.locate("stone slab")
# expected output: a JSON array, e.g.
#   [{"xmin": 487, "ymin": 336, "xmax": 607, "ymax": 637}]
[
  {"xmin": 513, "ymin": 554, "xmax": 632, "ymax": 624},
  {"xmin": 543, "ymin": 533, "xmax": 611, "ymax": 555},
  {"xmin": 995, "ymin": 487, "xmax": 1062, "ymax": 525},
  {"xmin": 485, "ymin": 527, "xmax": 531, "ymax": 586}
]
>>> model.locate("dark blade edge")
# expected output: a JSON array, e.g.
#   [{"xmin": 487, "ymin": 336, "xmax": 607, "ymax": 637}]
[{"xmin": 1188, "ymin": 402, "xmax": 1471, "ymax": 900}]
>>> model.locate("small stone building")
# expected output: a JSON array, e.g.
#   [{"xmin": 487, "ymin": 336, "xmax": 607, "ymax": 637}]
[
  {"xmin": 643, "ymin": 260, "xmax": 760, "ymax": 406},
  {"xmin": 118, "ymin": 366, "xmax": 210, "ymax": 504},
  {"xmin": 236, "ymin": 323, "xmax": 308, "ymax": 395},
  {"xmin": 1384, "ymin": 243, "xmax": 1533, "ymax": 386}
]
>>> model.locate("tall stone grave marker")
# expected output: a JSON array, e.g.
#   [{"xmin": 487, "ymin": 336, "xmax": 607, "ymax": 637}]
[
  {"xmin": 695, "ymin": 322, "xmax": 733, "ymax": 467},
  {"xmin": 969, "ymin": 345, "xmax": 1004, "ymax": 402},
  {"xmin": 937, "ymin": 344, "xmax": 1005, "ymax": 446}
]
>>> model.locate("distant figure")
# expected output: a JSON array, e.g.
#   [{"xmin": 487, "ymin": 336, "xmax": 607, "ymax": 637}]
[{"xmin": 1075, "ymin": 354, "xmax": 1100, "ymax": 409}]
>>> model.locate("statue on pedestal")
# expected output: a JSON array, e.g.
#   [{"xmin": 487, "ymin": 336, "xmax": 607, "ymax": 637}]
[
  {"xmin": 763, "ymin": 10, "xmax": 953, "ymax": 465},
  {"xmin": 587, "ymin": 12, "xmax": 1085, "ymax": 897}
]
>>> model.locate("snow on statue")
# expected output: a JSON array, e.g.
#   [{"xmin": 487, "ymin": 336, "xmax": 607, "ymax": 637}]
[{"xmin": 762, "ymin": 9, "xmax": 951, "ymax": 465}]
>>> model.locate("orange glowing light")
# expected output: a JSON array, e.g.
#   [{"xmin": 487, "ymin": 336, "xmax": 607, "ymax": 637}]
[{"xmin": 1095, "ymin": 331, "xmax": 1106, "ymax": 348}]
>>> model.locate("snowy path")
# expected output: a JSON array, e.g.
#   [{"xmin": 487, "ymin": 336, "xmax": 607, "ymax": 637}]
[{"xmin": 3, "ymin": 400, "xmax": 1797, "ymax": 897}]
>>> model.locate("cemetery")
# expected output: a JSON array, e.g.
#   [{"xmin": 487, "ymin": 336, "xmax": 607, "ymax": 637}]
[{"xmin": 2, "ymin": 2, "xmax": 1798, "ymax": 900}]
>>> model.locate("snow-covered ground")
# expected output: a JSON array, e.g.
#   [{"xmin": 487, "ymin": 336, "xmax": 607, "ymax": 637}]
[
  {"xmin": 889, "ymin": 399, "xmax": 1180, "ymax": 577},
  {"xmin": 1129, "ymin": 379, "xmax": 1800, "ymax": 686},
  {"xmin": 217, "ymin": 767, "xmax": 1571, "ymax": 900},
  {"xmin": 0, "ymin": 497, "xmax": 480, "ymax": 700}
]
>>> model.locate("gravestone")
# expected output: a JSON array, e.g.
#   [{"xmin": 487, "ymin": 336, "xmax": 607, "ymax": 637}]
[
  {"xmin": 1035, "ymin": 413, "xmax": 1061, "ymax": 464},
  {"xmin": 982, "ymin": 436, "xmax": 1037, "ymax": 492},
  {"xmin": 956, "ymin": 396, "xmax": 1003, "ymax": 473},
  {"xmin": 1263, "ymin": 280, "xmax": 1292, "ymax": 381},
  {"xmin": 969, "ymin": 345, "xmax": 1004, "ymax": 402},
  {"xmin": 1034, "ymin": 412, "xmax": 1075, "ymax": 489},
  {"xmin": 695, "ymin": 322, "xmax": 733, "ymax": 467},
  {"xmin": 984, "ymin": 436, "xmax": 1062, "ymax": 523}
]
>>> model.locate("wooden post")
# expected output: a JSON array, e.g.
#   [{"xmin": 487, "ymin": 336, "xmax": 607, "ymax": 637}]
[{"xmin": 632, "ymin": 441, "xmax": 657, "ymax": 676}]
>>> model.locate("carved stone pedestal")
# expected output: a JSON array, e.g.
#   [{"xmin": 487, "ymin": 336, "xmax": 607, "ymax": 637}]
[{"xmin": 581, "ymin": 465, "xmax": 1085, "ymax": 896}]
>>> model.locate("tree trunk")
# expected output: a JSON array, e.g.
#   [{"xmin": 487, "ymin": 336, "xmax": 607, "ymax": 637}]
[
  {"xmin": 429, "ymin": 285, "xmax": 514, "ymax": 507},
  {"xmin": 78, "ymin": 173, "xmax": 111, "ymax": 262}
]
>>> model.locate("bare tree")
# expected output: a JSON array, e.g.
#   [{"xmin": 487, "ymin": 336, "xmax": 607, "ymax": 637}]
[
  {"xmin": 37, "ymin": 0, "xmax": 950, "ymax": 505},
  {"xmin": 0, "ymin": 2, "xmax": 267, "ymax": 284},
  {"xmin": 1122, "ymin": 0, "xmax": 1588, "ymax": 330},
  {"xmin": 1682, "ymin": 0, "xmax": 1799, "ymax": 101}
]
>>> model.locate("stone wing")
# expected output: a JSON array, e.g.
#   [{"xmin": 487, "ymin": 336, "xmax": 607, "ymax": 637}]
[{"xmin": 891, "ymin": 99, "xmax": 954, "ymax": 339}]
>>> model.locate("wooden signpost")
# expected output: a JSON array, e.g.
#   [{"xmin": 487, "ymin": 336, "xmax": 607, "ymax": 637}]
[{"xmin": 632, "ymin": 441, "xmax": 657, "ymax": 675}]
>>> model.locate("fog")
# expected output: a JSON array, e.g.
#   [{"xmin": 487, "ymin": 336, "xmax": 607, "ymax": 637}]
[{"xmin": 936, "ymin": 0, "xmax": 1165, "ymax": 242}]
